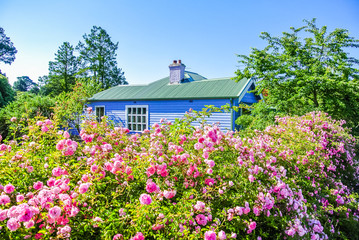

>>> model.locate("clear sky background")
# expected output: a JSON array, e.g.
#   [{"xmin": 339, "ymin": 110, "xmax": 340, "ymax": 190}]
[{"xmin": 1, "ymin": 0, "xmax": 359, "ymax": 85}]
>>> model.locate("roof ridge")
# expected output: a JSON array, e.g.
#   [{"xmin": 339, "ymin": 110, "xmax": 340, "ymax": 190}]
[{"xmin": 182, "ymin": 77, "xmax": 234, "ymax": 83}]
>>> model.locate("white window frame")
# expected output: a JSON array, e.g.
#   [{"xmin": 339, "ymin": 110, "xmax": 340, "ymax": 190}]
[
  {"xmin": 95, "ymin": 106, "xmax": 105, "ymax": 122},
  {"xmin": 125, "ymin": 105, "xmax": 149, "ymax": 132}
]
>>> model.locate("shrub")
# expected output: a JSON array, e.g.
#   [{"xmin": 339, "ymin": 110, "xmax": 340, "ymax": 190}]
[{"xmin": 0, "ymin": 111, "xmax": 358, "ymax": 239}]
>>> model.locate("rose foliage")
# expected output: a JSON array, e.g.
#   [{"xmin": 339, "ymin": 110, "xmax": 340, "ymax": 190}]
[{"xmin": 0, "ymin": 110, "xmax": 358, "ymax": 239}]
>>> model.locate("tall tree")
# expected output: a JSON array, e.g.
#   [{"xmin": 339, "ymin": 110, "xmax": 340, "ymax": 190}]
[
  {"xmin": 0, "ymin": 27, "xmax": 17, "ymax": 66},
  {"xmin": 77, "ymin": 26, "xmax": 127, "ymax": 89},
  {"xmin": 41, "ymin": 42, "xmax": 80, "ymax": 96},
  {"xmin": 13, "ymin": 76, "xmax": 37, "ymax": 92},
  {"xmin": 235, "ymin": 19, "xmax": 359, "ymax": 133},
  {"xmin": 0, "ymin": 74, "xmax": 15, "ymax": 108}
]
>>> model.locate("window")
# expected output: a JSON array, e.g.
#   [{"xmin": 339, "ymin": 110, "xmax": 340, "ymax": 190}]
[
  {"xmin": 95, "ymin": 106, "xmax": 105, "ymax": 122},
  {"xmin": 126, "ymin": 105, "xmax": 148, "ymax": 132}
]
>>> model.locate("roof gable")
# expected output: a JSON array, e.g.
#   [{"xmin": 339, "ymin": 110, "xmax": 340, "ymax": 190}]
[{"xmin": 89, "ymin": 71, "xmax": 251, "ymax": 101}]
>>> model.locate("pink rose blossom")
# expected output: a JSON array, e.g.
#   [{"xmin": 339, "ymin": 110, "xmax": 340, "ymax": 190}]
[
  {"xmin": 195, "ymin": 214, "xmax": 207, "ymax": 226},
  {"xmin": 0, "ymin": 194, "xmax": 10, "ymax": 205},
  {"xmin": 119, "ymin": 208, "xmax": 126, "ymax": 216},
  {"xmin": 48, "ymin": 206, "xmax": 62, "ymax": 219},
  {"xmin": 90, "ymin": 164, "xmax": 98, "ymax": 173},
  {"xmin": 47, "ymin": 178, "xmax": 55, "ymax": 187},
  {"xmin": 7, "ymin": 218, "xmax": 20, "ymax": 231},
  {"xmin": 4, "ymin": 184, "xmax": 15, "ymax": 194},
  {"xmin": 131, "ymin": 232, "xmax": 144, "ymax": 240},
  {"xmin": 146, "ymin": 166, "xmax": 156, "ymax": 177},
  {"xmin": 194, "ymin": 201, "xmax": 206, "ymax": 211},
  {"xmin": 248, "ymin": 175, "xmax": 255, "ymax": 182},
  {"xmin": 205, "ymin": 160, "xmax": 215, "ymax": 168},
  {"xmin": 41, "ymin": 126, "xmax": 49, "ymax": 132},
  {"xmin": 63, "ymin": 131, "xmax": 70, "ymax": 139},
  {"xmin": 163, "ymin": 190, "xmax": 176, "ymax": 199},
  {"xmin": 0, "ymin": 209, "xmax": 8, "ymax": 221},
  {"xmin": 79, "ymin": 183, "xmax": 90, "ymax": 194},
  {"xmin": 24, "ymin": 220, "xmax": 34, "ymax": 228},
  {"xmin": 204, "ymin": 178, "xmax": 215, "ymax": 186},
  {"xmin": 113, "ymin": 234, "xmax": 123, "ymax": 240},
  {"xmin": 82, "ymin": 174, "xmax": 89, "ymax": 182},
  {"xmin": 33, "ymin": 181, "xmax": 43, "ymax": 190},
  {"xmin": 146, "ymin": 181, "xmax": 158, "ymax": 193},
  {"xmin": 218, "ymin": 230, "xmax": 227, "ymax": 239},
  {"xmin": 44, "ymin": 119, "xmax": 52, "ymax": 125},
  {"xmin": 34, "ymin": 233, "xmax": 43, "ymax": 239},
  {"xmin": 249, "ymin": 221, "xmax": 257, "ymax": 231},
  {"xmin": 18, "ymin": 207, "xmax": 33, "ymax": 222},
  {"xmin": 56, "ymin": 141, "xmax": 65, "ymax": 150},
  {"xmin": 204, "ymin": 230, "xmax": 217, "ymax": 240},
  {"xmin": 139, "ymin": 194, "xmax": 152, "ymax": 205},
  {"xmin": 52, "ymin": 167, "xmax": 63, "ymax": 177},
  {"xmin": 10, "ymin": 117, "xmax": 17, "ymax": 122},
  {"xmin": 286, "ymin": 227, "xmax": 296, "ymax": 236},
  {"xmin": 59, "ymin": 225, "xmax": 71, "ymax": 234},
  {"xmin": 16, "ymin": 195, "xmax": 24, "ymax": 202},
  {"xmin": 86, "ymin": 107, "xmax": 93, "ymax": 114}
]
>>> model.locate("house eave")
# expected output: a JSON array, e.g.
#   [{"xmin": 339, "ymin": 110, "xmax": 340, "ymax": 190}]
[{"xmin": 88, "ymin": 96, "xmax": 240, "ymax": 102}]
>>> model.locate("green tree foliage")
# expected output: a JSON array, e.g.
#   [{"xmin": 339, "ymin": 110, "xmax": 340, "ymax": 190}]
[
  {"xmin": 13, "ymin": 76, "xmax": 37, "ymax": 92},
  {"xmin": 53, "ymin": 78, "xmax": 102, "ymax": 133},
  {"xmin": 234, "ymin": 19, "xmax": 359, "ymax": 132},
  {"xmin": 0, "ymin": 92, "xmax": 55, "ymax": 138},
  {"xmin": 77, "ymin": 26, "xmax": 127, "ymax": 89},
  {"xmin": 40, "ymin": 42, "xmax": 80, "ymax": 96},
  {"xmin": 0, "ymin": 74, "xmax": 15, "ymax": 108},
  {"xmin": 0, "ymin": 27, "xmax": 17, "ymax": 66}
]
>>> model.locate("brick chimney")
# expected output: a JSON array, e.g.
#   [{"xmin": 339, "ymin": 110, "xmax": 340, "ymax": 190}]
[{"xmin": 169, "ymin": 60, "xmax": 185, "ymax": 84}]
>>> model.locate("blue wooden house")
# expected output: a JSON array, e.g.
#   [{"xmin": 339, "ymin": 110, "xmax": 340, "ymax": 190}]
[{"xmin": 88, "ymin": 60, "xmax": 260, "ymax": 132}]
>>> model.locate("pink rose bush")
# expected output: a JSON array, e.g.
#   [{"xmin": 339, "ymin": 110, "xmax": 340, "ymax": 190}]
[{"xmin": 0, "ymin": 111, "xmax": 358, "ymax": 239}]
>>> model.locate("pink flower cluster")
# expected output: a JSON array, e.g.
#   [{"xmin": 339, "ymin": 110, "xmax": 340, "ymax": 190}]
[
  {"xmin": 36, "ymin": 119, "xmax": 54, "ymax": 132},
  {"xmin": 0, "ymin": 111, "xmax": 358, "ymax": 239},
  {"xmin": 56, "ymin": 139, "xmax": 78, "ymax": 156}
]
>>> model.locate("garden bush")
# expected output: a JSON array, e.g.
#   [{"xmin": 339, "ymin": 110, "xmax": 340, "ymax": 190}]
[{"xmin": 0, "ymin": 110, "xmax": 358, "ymax": 239}]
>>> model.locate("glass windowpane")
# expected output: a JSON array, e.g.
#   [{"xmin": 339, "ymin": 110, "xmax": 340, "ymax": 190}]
[{"xmin": 126, "ymin": 106, "xmax": 147, "ymax": 131}]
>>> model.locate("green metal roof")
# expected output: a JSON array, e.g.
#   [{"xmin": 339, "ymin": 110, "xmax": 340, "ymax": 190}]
[{"xmin": 89, "ymin": 71, "xmax": 251, "ymax": 101}]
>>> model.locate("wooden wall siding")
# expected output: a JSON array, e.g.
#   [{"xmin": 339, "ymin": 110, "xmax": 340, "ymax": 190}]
[
  {"xmin": 150, "ymin": 112, "xmax": 232, "ymax": 130},
  {"xmin": 106, "ymin": 110, "xmax": 126, "ymax": 127},
  {"xmin": 241, "ymin": 91, "xmax": 258, "ymax": 104},
  {"xmin": 89, "ymin": 98, "xmax": 235, "ymax": 131}
]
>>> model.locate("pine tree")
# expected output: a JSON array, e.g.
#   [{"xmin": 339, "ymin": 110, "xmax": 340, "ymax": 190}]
[{"xmin": 77, "ymin": 26, "xmax": 127, "ymax": 89}]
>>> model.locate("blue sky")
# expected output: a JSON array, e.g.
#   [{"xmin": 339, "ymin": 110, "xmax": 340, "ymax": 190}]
[{"xmin": 1, "ymin": 0, "xmax": 359, "ymax": 85}]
